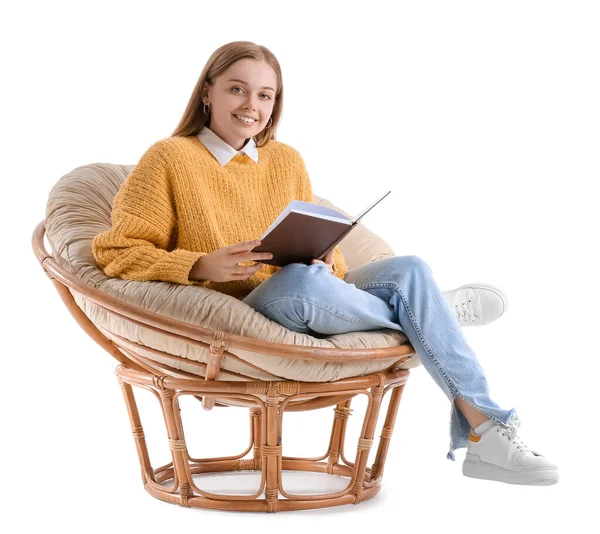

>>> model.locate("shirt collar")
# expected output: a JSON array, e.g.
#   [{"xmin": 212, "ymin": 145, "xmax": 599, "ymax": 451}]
[{"xmin": 197, "ymin": 126, "xmax": 259, "ymax": 166}]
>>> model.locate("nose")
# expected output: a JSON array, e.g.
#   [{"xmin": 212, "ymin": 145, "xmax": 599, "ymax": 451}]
[{"xmin": 244, "ymin": 93, "xmax": 259, "ymax": 111}]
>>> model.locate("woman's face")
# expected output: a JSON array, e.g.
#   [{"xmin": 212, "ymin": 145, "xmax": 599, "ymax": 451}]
[{"xmin": 204, "ymin": 58, "xmax": 278, "ymax": 151}]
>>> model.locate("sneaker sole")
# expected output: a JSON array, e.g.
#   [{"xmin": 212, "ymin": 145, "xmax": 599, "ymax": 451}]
[{"xmin": 463, "ymin": 454, "xmax": 559, "ymax": 486}]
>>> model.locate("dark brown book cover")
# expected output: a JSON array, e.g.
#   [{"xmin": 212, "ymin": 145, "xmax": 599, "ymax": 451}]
[{"xmin": 254, "ymin": 191, "xmax": 391, "ymax": 267}]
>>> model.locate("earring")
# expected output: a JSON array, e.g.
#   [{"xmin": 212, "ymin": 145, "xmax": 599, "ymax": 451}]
[
  {"xmin": 266, "ymin": 117, "xmax": 273, "ymax": 128},
  {"xmin": 203, "ymin": 103, "xmax": 210, "ymax": 114}
]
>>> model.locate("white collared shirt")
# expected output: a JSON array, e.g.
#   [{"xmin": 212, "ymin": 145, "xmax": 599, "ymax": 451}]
[{"xmin": 196, "ymin": 126, "xmax": 259, "ymax": 166}]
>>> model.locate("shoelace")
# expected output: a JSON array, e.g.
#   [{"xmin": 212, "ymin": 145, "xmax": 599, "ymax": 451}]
[
  {"xmin": 498, "ymin": 418, "xmax": 528, "ymax": 452},
  {"xmin": 454, "ymin": 299, "xmax": 475, "ymax": 323}
]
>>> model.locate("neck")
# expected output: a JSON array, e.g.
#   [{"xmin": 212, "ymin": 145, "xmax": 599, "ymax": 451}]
[{"xmin": 208, "ymin": 124, "xmax": 248, "ymax": 151}]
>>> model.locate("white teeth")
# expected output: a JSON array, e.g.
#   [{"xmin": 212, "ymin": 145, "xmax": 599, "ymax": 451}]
[{"xmin": 234, "ymin": 114, "xmax": 256, "ymax": 123}]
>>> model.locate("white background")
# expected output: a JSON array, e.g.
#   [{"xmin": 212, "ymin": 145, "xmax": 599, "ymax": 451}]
[{"xmin": 3, "ymin": 0, "xmax": 599, "ymax": 531}]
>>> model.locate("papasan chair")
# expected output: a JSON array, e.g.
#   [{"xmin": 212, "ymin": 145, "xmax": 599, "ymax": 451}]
[{"xmin": 32, "ymin": 162, "xmax": 421, "ymax": 513}]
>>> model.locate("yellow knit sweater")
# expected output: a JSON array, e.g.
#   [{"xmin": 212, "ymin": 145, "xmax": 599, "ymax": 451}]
[{"xmin": 92, "ymin": 135, "xmax": 348, "ymax": 300}]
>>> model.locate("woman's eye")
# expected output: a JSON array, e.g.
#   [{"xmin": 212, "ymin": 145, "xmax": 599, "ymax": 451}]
[{"xmin": 231, "ymin": 87, "xmax": 271, "ymax": 100}]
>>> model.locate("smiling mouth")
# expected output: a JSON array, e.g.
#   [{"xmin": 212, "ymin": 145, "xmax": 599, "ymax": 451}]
[{"xmin": 233, "ymin": 114, "xmax": 257, "ymax": 124}]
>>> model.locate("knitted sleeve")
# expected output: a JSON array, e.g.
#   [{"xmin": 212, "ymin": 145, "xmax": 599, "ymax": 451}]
[
  {"xmin": 92, "ymin": 144, "xmax": 208, "ymax": 286},
  {"xmin": 294, "ymin": 149, "xmax": 348, "ymax": 281}
]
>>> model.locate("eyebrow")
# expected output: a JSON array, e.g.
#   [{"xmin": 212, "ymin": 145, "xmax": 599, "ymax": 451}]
[{"xmin": 227, "ymin": 78, "xmax": 276, "ymax": 92}]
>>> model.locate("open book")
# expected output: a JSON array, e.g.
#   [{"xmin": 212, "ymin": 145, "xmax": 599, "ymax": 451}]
[{"xmin": 253, "ymin": 191, "xmax": 392, "ymax": 268}]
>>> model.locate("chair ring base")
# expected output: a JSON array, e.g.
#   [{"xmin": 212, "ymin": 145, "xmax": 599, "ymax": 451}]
[
  {"xmin": 143, "ymin": 464, "xmax": 383, "ymax": 512},
  {"xmin": 116, "ymin": 364, "xmax": 411, "ymax": 513}
]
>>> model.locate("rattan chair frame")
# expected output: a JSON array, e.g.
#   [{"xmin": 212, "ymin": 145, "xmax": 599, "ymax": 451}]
[{"xmin": 33, "ymin": 221, "xmax": 417, "ymax": 513}]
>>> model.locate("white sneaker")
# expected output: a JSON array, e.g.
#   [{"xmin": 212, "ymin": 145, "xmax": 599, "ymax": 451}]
[
  {"xmin": 442, "ymin": 283, "xmax": 508, "ymax": 327},
  {"xmin": 462, "ymin": 418, "xmax": 559, "ymax": 485}
]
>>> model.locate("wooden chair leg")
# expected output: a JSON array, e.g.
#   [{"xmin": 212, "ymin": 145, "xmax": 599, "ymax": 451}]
[
  {"xmin": 251, "ymin": 407, "xmax": 263, "ymax": 471},
  {"xmin": 350, "ymin": 375, "xmax": 386, "ymax": 504},
  {"xmin": 117, "ymin": 377, "xmax": 156, "ymax": 485},
  {"xmin": 263, "ymin": 390, "xmax": 281, "ymax": 513},
  {"xmin": 327, "ymin": 399, "xmax": 353, "ymax": 473},
  {"xmin": 369, "ymin": 383, "xmax": 406, "ymax": 482}
]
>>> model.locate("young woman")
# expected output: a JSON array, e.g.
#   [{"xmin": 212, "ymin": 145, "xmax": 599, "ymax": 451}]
[{"xmin": 92, "ymin": 41, "xmax": 558, "ymax": 486}]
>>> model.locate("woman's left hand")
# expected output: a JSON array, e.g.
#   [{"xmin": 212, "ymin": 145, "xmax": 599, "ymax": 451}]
[{"xmin": 311, "ymin": 249, "xmax": 335, "ymax": 274}]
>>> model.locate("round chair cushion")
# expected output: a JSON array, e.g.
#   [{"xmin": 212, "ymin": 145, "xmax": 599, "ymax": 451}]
[{"xmin": 45, "ymin": 162, "xmax": 418, "ymax": 382}]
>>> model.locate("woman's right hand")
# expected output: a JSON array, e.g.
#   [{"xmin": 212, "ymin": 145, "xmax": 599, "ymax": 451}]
[{"xmin": 189, "ymin": 240, "xmax": 273, "ymax": 283}]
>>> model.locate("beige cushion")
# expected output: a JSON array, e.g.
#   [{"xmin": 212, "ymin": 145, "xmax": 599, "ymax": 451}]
[{"xmin": 45, "ymin": 163, "xmax": 419, "ymax": 383}]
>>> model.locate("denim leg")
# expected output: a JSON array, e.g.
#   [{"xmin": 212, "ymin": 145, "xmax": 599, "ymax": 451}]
[
  {"xmin": 243, "ymin": 262, "xmax": 404, "ymax": 335},
  {"xmin": 344, "ymin": 256, "xmax": 518, "ymax": 461},
  {"xmin": 243, "ymin": 257, "xmax": 518, "ymax": 461}
]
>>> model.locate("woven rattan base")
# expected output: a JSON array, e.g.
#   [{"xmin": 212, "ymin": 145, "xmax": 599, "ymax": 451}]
[{"xmin": 116, "ymin": 365, "xmax": 410, "ymax": 513}]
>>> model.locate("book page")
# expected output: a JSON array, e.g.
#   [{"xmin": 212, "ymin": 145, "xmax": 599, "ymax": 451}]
[
  {"xmin": 290, "ymin": 209, "xmax": 351, "ymax": 224},
  {"xmin": 289, "ymin": 200, "xmax": 350, "ymax": 221}
]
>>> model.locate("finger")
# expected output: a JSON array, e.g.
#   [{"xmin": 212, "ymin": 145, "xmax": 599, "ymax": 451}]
[
  {"xmin": 246, "ymin": 251, "xmax": 273, "ymax": 262},
  {"xmin": 232, "ymin": 263, "xmax": 263, "ymax": 278},
  {"xmin": 231, "ymin": 239, "xmax": 262, "ymax": 252}
]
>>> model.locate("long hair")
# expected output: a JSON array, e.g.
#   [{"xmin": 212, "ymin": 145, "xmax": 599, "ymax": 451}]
[{"xmin": 171, "ymin": 41, "xmax": 283, "ymax": 147}]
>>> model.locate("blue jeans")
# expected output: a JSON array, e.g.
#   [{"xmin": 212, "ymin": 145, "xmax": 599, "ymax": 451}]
[{"xmin": 242, "ymin": 255, "xmax": 518, "ymax": 461}]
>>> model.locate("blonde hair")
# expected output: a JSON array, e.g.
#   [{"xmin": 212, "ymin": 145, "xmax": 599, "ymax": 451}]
[{"xmin": 171, "ymin": 41, "xmax": 283, "ymax": 147}]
